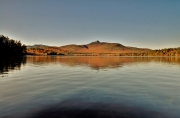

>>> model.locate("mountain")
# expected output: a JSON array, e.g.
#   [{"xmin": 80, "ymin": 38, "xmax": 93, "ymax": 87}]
[
  {"xmin": 27, "ymin": 44, "xmax": 50, "ymax": 48},
  {"xmin": 60, "ymin": 40, "xmax": 149, "ymax": 54},
  {"xmin": 27, "ymin": 40, "xmax": 151, "ymax": 55}
]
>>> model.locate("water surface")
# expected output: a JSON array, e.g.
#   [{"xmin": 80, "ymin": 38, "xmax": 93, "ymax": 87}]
[{"xmin": 0, "ymin": 56, "xmax": 180, "ymax": 118}]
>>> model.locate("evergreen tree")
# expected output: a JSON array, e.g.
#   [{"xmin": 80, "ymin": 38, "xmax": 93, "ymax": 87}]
[{"xmin": 0, "ymin": 35, "xmax": 26, "ymax": 56}]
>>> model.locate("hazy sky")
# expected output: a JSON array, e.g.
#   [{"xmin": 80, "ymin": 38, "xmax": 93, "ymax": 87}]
[{"xmin": 0, "ymin": 0, "xmax": 179, "ymax": 49}]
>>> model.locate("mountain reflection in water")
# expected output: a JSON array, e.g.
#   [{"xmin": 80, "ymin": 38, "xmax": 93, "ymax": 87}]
[
  {"xmin": 0, "ymin": 56, "xmax": 179, "ymax": 118},
  {"xmin": 26, "ymin": 56, "xmax": 180, "ymax": 70}
]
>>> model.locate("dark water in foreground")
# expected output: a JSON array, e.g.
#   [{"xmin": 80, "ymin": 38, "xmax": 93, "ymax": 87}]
[{"xmin": 0, "ymin": 56, "xmax": 180, "ymax": 118}]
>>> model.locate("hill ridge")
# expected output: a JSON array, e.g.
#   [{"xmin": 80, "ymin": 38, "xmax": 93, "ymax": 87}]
[{"xmin": 27, "ymin": 40, "xmax": 152, "ymax": 55}]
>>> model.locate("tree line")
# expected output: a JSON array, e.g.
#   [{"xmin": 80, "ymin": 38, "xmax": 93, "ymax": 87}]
[
  {"xmin": 1, "ymin": 35, "xmax": 179, "ymax": 56},
  {"xmin": 26, "ymin": 47, "xmax": 180, "ymax": 56},
  {"xmin": 0, "ymin": 35, "xmax": 26, "ymax": 56}
]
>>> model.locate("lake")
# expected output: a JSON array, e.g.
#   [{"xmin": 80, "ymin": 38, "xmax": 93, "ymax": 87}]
[{"xmin": 0, "ymin": 56, "xmax": 180, "ymax": 118}]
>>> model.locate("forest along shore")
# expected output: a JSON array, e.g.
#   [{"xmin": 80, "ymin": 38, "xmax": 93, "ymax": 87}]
[
  {"xmin": 26, "ymin": 41, "xmax": 180, "ymax": 56},
  {"xmin": 0, "ymin": 35, "xmax": 179, "ymax": 57}
]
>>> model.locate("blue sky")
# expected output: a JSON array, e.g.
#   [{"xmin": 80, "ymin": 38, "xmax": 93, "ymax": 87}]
[{"xmin": 0, "ymin": 0, "xmax": 179, "ymax": 49}]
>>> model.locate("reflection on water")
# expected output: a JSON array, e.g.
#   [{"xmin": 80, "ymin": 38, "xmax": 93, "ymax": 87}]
[
  {"xmin": 0, "ymin": 56, "xmax": 180, "ymax": 118},
  {"xmin": 26, "ymin": 56, "xmax": 180, "ymax": 70},
  {"xmin": 0, "ymin": 56, "xmax": 26, "ymax": 75}
]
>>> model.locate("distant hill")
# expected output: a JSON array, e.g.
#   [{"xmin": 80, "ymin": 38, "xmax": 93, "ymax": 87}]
[
  {"xmin": 2, "ymin": 34, "xmax": 179, "ymax": 56},
  {"xmin": 26, "ymin": 40, "xmax": 180, "ymax": 56},
  {"xmin": 27, "ymin": 44, "xmax": 49, "ymax": 48},
  {"xmin": 27, "ymin": 40, "xmax": 151, "ymax": 55},
  {"xmin": 60, "ymin": 40, "xmax": 150, "ymax": 54}
]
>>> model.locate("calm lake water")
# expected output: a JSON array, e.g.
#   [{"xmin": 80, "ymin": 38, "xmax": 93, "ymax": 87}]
[{"xmin": 0, "ymin": 56, "xmax": 180, "ymax": 118}]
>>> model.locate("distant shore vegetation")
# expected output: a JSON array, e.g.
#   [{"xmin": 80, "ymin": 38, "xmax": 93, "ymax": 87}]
[
  {"xmin": 26, "ymin": 45, "xmax": 180, "ymax": 57},
  {"xmin": 26, "ymin": 48, "xmax": 180, "ymax": 56},
  {"xmin": 0, "ymin": 35, "xmax": 26, "ymax": 57},
  {"xmin": 1, "ymin": 35, "xmax": 179, "ymax": 56}
]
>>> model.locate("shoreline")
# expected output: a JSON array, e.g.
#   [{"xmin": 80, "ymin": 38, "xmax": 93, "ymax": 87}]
[{"xmin": 25, "ymin": 55, "xmax": 180, "ymax": 57}]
